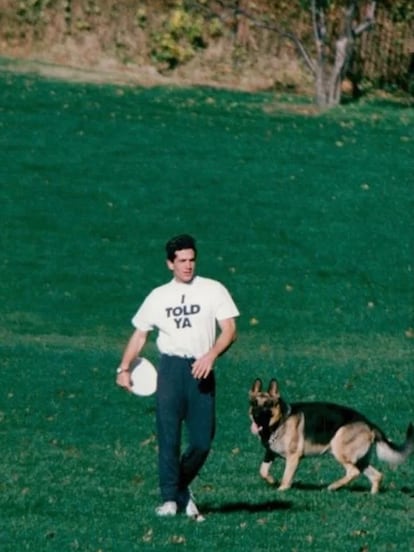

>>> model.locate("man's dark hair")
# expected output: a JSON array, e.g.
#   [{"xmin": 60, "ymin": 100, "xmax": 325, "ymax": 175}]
[{"xmin": 165, "ymin": 234, "xmax": 197, "ymax": 262}]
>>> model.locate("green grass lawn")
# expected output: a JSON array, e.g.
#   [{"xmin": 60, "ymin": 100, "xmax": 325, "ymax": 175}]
[{"xmin": 0, "ymin": 70, "xmax": 413, "ymax": 551}]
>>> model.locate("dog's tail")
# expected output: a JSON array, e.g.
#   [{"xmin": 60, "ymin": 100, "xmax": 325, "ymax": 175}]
[{"xmin": 375, "ymin": 423, "xmax": 414, "ymax": 467}]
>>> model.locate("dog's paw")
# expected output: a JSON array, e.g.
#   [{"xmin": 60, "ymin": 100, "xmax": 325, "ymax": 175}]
[
  {"xmin": 259, "ymin": 461, "xmax": 274, "ymax": 483},
  {"xmin": 261, "ymin": 474, "xmax": 275, "ymax": 485},
  {"xmin": 277, "ymin": 484, "xmax": 291, "ymax": 491}
]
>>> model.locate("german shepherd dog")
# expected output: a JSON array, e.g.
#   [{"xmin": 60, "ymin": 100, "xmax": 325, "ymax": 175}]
[{"xmin": 249, "ymin": 378, "xmax": 414, "ymax": 493}]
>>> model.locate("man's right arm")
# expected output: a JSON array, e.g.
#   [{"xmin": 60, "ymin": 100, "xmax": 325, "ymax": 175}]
[{"xmin": 116, "ymin": 328, "xmax": 148, "ymax": 391}]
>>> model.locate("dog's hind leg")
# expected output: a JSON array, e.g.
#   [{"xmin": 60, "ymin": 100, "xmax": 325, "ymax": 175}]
[
  {"xmin": 327, "ymin": 462, "xmax": 360, "ymax": 491},
  {"xmin": 328, "ymin": 422, "xmax": 374, "ymax": 491},
  {"xmin": 363, "ymin": 465, "xmax": 383, "ymax": 494}
]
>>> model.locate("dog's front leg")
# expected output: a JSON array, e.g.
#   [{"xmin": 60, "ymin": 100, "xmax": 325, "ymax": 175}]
[
  {"xmin": 278, "ymin": 454, "xmax": 300, "ymax": 490},
  {"xmin": 260, "ymin": 461, "xmax": 275, "ymax": 484},
  {"xmin": 260, "ymin": 448, "xmax": 276, "ymax": 484}
]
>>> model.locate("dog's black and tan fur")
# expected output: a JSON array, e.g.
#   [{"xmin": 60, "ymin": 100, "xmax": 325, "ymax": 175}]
[{"xmin": 249, "ymin": 378, "xmax": 414, "ymax": 493}]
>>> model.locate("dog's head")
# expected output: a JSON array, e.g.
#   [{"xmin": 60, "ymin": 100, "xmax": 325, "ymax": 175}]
[{"xmin": 249, "ymin": 378, "xmax": 289, "ymax": 439}]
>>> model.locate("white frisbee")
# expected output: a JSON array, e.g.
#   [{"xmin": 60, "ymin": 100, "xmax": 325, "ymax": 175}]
[{"xmin": 130, "ymin": 357, "xmax": 157, "ymax": 396}]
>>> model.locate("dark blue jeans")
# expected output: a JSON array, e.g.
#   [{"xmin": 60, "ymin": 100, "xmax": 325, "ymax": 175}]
[{"xmin": 156, "ymin": 354, "xmax": 216, "ymax": 503}]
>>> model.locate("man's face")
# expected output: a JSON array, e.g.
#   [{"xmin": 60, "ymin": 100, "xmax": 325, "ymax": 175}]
[{"xmin": 167, "ymin": 248, "xmax": 196, "ymax": 283}]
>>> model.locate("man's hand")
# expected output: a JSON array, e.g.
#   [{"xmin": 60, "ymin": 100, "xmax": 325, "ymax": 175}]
[
  {"xmin": 116, "ymin": 329, "xmax": 148, "ymax": 392},
  {"xmin": 116, "ymin": 368, "xmax": 132, "ymax": 391},
  {"xmin": 191, "ymin": 352, "xmax": 216, "ymax": 379},
  {"xmin": 191, "ymin": 317, "xmax": 237, "ymax": 379}
]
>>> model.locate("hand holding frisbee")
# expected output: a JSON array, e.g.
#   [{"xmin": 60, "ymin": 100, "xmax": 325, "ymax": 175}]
[{"xmin": 129, "ymin": 357, "xmax": 157, "ymax": 396}]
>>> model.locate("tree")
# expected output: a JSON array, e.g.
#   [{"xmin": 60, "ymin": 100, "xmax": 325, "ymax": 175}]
[
  {"xmin": 308, "ymin": 0, "xmax": 376, "ymax": 107},
  {"xmin": 189, "ymin": 0, "xmax": 377, "ymax": 108}
]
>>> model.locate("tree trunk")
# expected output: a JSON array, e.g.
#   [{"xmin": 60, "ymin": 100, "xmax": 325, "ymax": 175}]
[{"xmin": 328, "ymin": 36, "xmax": 353, "ymax": 106}]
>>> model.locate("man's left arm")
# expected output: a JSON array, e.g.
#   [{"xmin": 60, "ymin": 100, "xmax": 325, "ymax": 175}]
[{"xmin": 191, "ymin": 317, "xmax": 237, "ymax": 379}]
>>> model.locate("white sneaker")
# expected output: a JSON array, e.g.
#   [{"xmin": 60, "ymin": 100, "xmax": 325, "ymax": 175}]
[
  {"xmin": 185, "ymin": 498, "xmax": 205, "ymax": 522},
  {"xmin": 155, "ymin": 501, "xmax": 177, "ymax": 517}
]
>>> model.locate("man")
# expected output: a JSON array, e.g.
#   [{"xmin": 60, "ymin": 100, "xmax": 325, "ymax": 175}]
[{"xmin": 116, "ymin": 234, "xmax": 239, "ymax": 521}]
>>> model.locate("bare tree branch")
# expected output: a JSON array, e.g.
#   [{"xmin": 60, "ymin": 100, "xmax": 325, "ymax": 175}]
[
  {"xmin": 353, "ymin": 1, "xmax": 376, "ymax": 36},
  {"xmin": 187, "ymin": 0, "xmax": 377, "ymax": 108}
]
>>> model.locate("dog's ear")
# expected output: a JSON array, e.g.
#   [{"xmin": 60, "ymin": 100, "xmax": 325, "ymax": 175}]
[
  {"xmin": 250, "ymin": 378, "xmax": 262, "ymax": 395},
  {"xmin": 268, "ymin": 379, "xmax": 280, "ymax": 398}
]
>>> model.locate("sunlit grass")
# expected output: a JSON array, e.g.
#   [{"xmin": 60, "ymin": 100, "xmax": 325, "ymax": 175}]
[{"xmin": 0, "ymin": 71, "xmax": 413, "ymax": 550}]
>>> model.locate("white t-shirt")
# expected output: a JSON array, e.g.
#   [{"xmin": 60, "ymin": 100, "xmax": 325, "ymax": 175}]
[{"xmin": 132, "ymin": 275, "xmax": 240, "ymax": 359}]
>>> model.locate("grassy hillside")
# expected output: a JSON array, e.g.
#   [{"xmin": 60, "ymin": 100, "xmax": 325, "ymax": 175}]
[
  {"xmin": 1, "ymin": 1, "xmax": 413, "ymax": 95},
  {"xmin": 0, "ymin": 70, "xmax": 413, "ymax": 551}
]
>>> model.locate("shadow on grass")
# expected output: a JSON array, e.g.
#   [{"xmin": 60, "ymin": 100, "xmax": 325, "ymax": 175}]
[
  {"xmin": 199, "ymin": 481, "xmax": 414, "ymax": 516},
  {"xmin": 340, "ymin": 92, "xmax": 414, "ymax": 110},
  {"xmin": 289, "ymin": 481, "xmax": 377, "ymax": 493},
  {"xmin": 287, "ymin": 481, "xmax": 413, "ymax": 495},
  {"xmin": 202, "ymin": 500, "xmax": 293, "ymax": 515},
  {"xmin": 401, "ymin": 486, "xmax": 414, "ymax": 497},
  {"xmin": 248, "ymin": 480, "xmax": 380, "ymax": 493}
]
